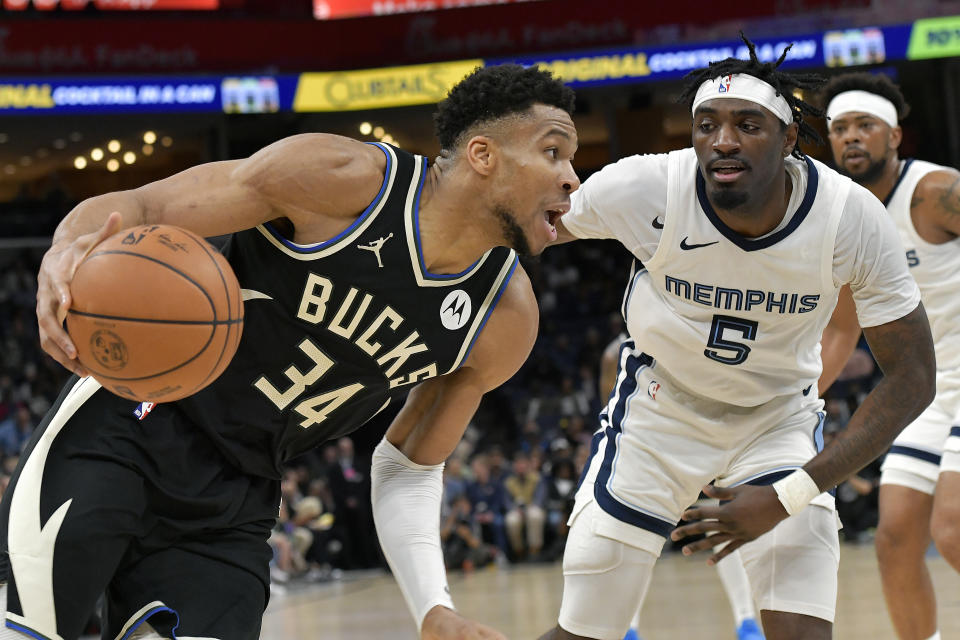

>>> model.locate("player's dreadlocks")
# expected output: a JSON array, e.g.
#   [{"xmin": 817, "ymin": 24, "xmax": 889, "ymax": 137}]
[
  {"xmin": 679, "ymin": 33, "xmax": 825, "ymax": 159},
  {"xmin": 820, "ymin": 72, "xmax": 911, "ymax": 120},
  {"xmin": 434, "ymin": 64, "xmax": 575, "ymax": 151}
]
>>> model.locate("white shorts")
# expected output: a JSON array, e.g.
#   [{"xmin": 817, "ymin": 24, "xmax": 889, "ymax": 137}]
[
  {"xmin": 558, "ymin": 500, "xmax": 840, "ymax": 638},
  {"xmin": 880, "ymin": 366, "xmax": 960, "ymax": 495},
  {"xmin": 573, "ymin": 350, "xmax": 834, "ymax": 555}
]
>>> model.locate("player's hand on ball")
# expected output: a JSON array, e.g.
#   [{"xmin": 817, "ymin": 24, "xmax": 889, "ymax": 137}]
[
  {"xmin": 669, "ymin": 483, "xmax": 789, "ymax": 565},
  {"xmin": 421, "ymin": 605, "xmax": 508, "ymax": 640},
  {"xmin": 37, "ymin": 212, "xmax": 122, "ymax": 376}
]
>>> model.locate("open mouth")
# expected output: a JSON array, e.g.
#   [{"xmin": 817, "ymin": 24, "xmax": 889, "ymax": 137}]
[{"xmin": 710, "ymin": 164, "xmax": 747, "ymax": 183}]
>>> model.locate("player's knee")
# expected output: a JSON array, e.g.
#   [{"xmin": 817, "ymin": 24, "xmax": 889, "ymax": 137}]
[
  {"xmin": 930, "ymin": 505, "xmax": 960, "ymax": 565},
  {"xmin": 875, "ymin": 510, "xmax": 924, "ymax": 562}
]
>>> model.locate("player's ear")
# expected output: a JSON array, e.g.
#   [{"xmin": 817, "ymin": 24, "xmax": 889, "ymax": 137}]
[
  {"xmin": 782, "ymin": 121, "xmax": 799, "ymax": 158},
  {"xmin": 889, "ymin": 125, "xmax": 903, "ymax": 151},
  {"xmin": 464, "ymin": 135, "xmax": 496, "ymax": 176}
]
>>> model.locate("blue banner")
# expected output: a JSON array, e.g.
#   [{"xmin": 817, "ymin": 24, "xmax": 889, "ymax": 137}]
[
  {"xmin": 0, "ymin": 74, "xmax": 299, "ymax": 114},
  {"xmin": 489, "ymin": 23, "xmax": 918, "ymax": 89}
]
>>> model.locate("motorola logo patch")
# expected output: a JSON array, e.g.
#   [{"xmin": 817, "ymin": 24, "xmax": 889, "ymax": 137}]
[{"xmin": 440, "ymin": 290, "xmax": 471, "ymax": 330}]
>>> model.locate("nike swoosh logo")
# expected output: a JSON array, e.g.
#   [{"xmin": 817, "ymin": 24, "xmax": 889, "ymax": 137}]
[
  {"xmin": 680, "ymin": 237, "xmax": 719, "ymax": 250},
  {"xmin": 652, "ymin": 217, "xmax": 664, "ymax": 229},
  {"xmin": 241, "ymin": 288, "xmax": 273, "ymax": 301}
]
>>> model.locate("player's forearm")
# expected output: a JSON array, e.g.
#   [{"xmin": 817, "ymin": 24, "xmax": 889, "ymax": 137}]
[
  {"xmin": 53, "ymin": 191, "xmax": 146, "ymax": 245},
  {"xmin": 804, "ymin": 305, "xmax": 935, "ymax": 491}
]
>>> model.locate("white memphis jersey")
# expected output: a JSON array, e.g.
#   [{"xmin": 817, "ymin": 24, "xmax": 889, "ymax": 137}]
[
  {"xmin": 885, "ymin": 159, "xmax": 960, "ymax": 370},
  {"xmin": 623, "ymin": 149, "xmax": 845, "ymax": 405}
]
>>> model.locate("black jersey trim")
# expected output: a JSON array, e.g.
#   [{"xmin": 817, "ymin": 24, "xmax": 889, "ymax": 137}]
[
  {"xmin": 695, "ymin": 154, "xmax": 819, "ymax": 252},
  {"xmin": 882, "ymin": 158, "xmax": 915, "ymax": 207},
  {"xmin": 261, "ymin": 142, "xmax": 393, "ymax": 253},
  {"xmin": 411, "ymin": 156, "xmax": 483, "ymax": 280},
  {"xmin": 457, "ymin": 255, "xmax": 519, "ymax": 367}
]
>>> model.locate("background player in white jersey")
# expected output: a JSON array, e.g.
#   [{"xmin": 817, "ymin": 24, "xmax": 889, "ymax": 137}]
[
  {"xmin": 537, "ymin": 36, "xmax": 935, "ymax": 640},
  {"xmin": 823, "ymin": 72, "xmax": 960, "ymax": 640}
]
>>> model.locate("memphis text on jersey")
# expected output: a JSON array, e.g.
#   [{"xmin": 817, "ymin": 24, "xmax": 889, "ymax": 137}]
[{"xmin": 664, "ymin": 274, "xmax": 820, "ymax": 314}]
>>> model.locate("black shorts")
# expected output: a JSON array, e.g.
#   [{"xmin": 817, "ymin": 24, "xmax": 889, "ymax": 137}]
[{"xmin": 0, "ymin": 376, "xmax": 280, "ymax": 640}]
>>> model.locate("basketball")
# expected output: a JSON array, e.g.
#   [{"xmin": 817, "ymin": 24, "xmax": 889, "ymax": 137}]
[{"xmin": 66, "ymin": 224, "xmax": 244, "ymax": 403}]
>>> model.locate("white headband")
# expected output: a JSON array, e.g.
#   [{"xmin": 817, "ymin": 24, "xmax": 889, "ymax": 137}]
[
  {"xmin": 691, "ymin": 73, "xmax": 793, "ymax": 125},
  {"xmin": 826, "ymin": 90, "xmax": 898, "ymax": 128}
]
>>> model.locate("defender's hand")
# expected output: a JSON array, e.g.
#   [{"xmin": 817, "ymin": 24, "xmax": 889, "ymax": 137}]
[
  {"xmin": 421, "ymin": 605, "xmax": 508, "ymax": 640},
  {"xmin": 36, "ymin": 212, "xmax": 122, "ymax": 376},
  {"xmin": 669, "ymin": 483, "xmax": 789, "ymax": 565}
]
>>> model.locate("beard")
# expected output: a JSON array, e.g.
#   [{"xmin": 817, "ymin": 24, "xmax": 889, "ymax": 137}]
[
  {"xmin": 494, "ymin": 204, "xmax": 533, "ymax": 257},
  {"xmin": 710, "ymin": 186, "xmax": 750, "ymax": 210},
  {"xmin": 838, "ymin": 154, "xmax": 887, "ymax": 186}
]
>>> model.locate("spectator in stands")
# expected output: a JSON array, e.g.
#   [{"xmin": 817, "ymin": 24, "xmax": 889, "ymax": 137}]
[
  {"xmin": 466, "ymin": 453, "xmax": 511, "ymax": 555},
  {"xmin": 540, "ymin": 456, "xmax": 578, "ymax": 560},
  {"xmin": 441, "ymin": 494, "xmax": 498, "ymax": 572},
  {"xmin": 505, "ymin": 452, "xmax": 546, "ymax": 561},
  {"xmin": 0, "ymin": 404, "xmax": 32, "ymax": 457}
]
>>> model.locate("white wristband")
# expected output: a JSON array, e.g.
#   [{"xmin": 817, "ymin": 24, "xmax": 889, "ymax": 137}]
[
  {"xmin": 771, "ymin": 469, "xmax": 821, "ymax": 516},
  {"xmin": 371, "ymin": 438, "xmax": 454, "ymax": 634}
]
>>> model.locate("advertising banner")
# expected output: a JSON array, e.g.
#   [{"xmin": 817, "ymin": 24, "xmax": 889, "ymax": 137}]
[
  {"xmin": 293, "ymin": 59, "xmax": 481, "ymax": 111},
  {"xmin": 0, "ymin": 74, "xmax": 299, "ymax": 113},
  {"xmin": 313, "ymin": 0, "xmax": 543, "ymax": 20}
]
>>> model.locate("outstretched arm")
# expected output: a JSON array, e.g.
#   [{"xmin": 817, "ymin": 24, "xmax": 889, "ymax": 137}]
[
  {"xmin": 671, "ymin": 303, "xmax": 935, "ymax": 564},
  {"xmin": 373, "ymin": 267, "xmax": 538, "ymax": 639},
  {"xmin": 36, "ymin": 134, "xmax": 384, "ymax": 376}
]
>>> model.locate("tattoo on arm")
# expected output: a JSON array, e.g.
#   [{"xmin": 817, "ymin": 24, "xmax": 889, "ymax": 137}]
[
  {"xmin": 937, "ymin": 175, "xmax": 960, "ymax": 219},
  {"xmin": 910, "ymin": 194, "xmax": 924, "ymax": 209},
  {"xmin": 805, "ymin": 305, "xmax": 935, "ymax": 490}
]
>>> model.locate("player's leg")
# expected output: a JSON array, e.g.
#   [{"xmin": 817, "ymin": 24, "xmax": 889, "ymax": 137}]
[
  {"xmin": 725, "ymin": 405, "xmax": 840, "ymax": 640},
  {"xmin": 713, "ymin": 548, "xmax": 764, "ymax": 640},
  {"xmin": 930, "ymin": 427, "xmax": 960, "ymax": 571},
  {"xmin": 541, "ymin": 502, "xmax": 658, "ymax": 640},
  {"xmin": 739, "ymin": 505, "xmax": 838, "ymax": 640},
  {"xmin": 875, "ymin": 483, "xmax": 936, "ymax": 639},
  {"xmin": 0, "ymin": 377, "xmax": 146, "ymax": 640},
  {"xmin": 874, "ymin": 395, "xmax": 949, "ymax": 640},
  {"xmin": 104, "ymin": 523, "xmax": 273, "ymax": 640}
]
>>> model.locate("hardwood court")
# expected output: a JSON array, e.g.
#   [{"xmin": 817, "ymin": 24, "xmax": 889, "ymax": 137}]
[{"xmin": 260, "ymin": 544, "xmax": 960, "ymax": 639}]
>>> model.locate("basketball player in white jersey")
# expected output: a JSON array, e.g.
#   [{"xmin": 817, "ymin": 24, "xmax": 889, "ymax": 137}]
[
  {"xmin": 824, "ymin": 72, "xmax": 960, "ymax": 640},
  {"xmin": 537, "ymin": 36, "xmax": 935, "ymax": 640}
]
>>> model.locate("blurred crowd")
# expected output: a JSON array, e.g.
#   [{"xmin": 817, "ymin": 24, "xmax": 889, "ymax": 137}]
[{"xmin": 0, "ymin": 234, "xmax": 884, "ymax": 587}]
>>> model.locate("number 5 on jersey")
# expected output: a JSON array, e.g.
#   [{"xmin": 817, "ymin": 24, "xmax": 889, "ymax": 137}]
[
  {"xmin": 254, "ymin": 337, "xmax": 364, "ymax": 428},
  {"xmin": 704, "ymin": 314, "xmax": 758, "ymax": 365}
]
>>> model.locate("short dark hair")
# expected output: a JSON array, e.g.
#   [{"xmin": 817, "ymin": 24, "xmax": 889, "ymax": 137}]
[
  {"xmin": 433, "ymin": 64, "xmax": 575, "ymax": 150},
  {"xmin": 679, "ymin": 33, "xmax": 826, "ymax": 159},
  {"xmin": 820, "ymin": 72, "xmax": 910, "ymax": 121}
]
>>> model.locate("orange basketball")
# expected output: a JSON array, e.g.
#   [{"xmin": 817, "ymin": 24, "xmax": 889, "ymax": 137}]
[{"xmin": 66, "ymin": 224, "xmax": 244, "ymax": 403}]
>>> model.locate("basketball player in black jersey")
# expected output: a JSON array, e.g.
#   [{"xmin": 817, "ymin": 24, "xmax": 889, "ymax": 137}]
[{"xmin": 2, "ymin": 64, "xmax": 578, "ymax": 640}]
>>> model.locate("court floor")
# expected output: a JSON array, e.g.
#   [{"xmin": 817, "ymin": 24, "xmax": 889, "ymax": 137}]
[{"xmin": 260, "ymin": 543, "xmax": 960, "ymax": 639}]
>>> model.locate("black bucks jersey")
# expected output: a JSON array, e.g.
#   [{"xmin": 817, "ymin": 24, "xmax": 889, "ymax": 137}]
[{"xmin": 176, "ymin": 143, "xmax": 518, "ymax": 477}]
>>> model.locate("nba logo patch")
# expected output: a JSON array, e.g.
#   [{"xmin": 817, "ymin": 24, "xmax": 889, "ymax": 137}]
[
  {"xmin": 647, "ymin": 381, "xmax": 661, "ymax": 400},
  {"xmin": 718, "ymin": 75, "xmax": 732, "ymax": 93},
  {"xmin": 134, "ymin": 402, "xmax": 156, "ymax": 421}
]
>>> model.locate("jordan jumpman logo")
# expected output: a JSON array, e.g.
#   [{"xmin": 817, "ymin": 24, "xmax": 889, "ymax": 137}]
[{"xmin": 358, "ymin": 233, "xmax": 393, "ymax": 268}]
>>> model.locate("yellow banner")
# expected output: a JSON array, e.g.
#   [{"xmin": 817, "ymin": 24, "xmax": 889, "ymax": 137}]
[
  {"xmin": 294, "ymin": 60, "xmax": 483, "ymax": 112},
  {"xmin": 0, "ymin": 84, "xmax": 54, "ymax": 109}
]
